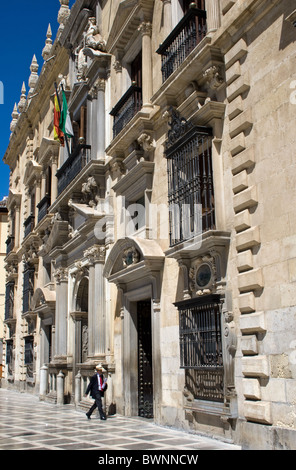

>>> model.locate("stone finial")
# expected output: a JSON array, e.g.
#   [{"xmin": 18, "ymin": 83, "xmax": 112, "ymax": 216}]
[
  {"xmin": 42, "ymin": 24, "xmax": 53, "ymax": 61},
  {"xmin": 10, "ymin": 103, "xmax": 19, "ymax": 134},
  {"xmin": 18, "ymin": 82, "xmax": 27, "ymax": 113},
  {"xmin": 28, "ymin": 55, "xmax": 39, "ymax": 98},
  {"xmin": 58, "ymin": 0, "xmax": 70, "ymax": 33}
]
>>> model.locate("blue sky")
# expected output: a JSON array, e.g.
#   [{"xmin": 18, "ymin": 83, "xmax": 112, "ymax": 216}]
[{"xmin": 0, "ymin": 0, "xmax": 75, "ymax": 201}]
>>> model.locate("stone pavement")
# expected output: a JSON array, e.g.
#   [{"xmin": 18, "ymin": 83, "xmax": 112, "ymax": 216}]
[{"xmin": 0, "ymin": 388, "xmax": 241, "ymax": 452}]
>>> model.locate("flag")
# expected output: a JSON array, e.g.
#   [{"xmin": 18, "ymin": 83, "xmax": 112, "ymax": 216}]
[
  {"xmin": 54, "ymin": 93, "xmax": 64, "ymax": 146},
  {"xmin": 59, "ymin": 90, "xmax": 74, "ymax": 139}
]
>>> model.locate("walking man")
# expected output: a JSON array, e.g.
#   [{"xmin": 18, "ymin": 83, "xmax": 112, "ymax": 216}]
[{"xmin": 85, "ymin": 364, "xmax": 108, "ymax": 420}]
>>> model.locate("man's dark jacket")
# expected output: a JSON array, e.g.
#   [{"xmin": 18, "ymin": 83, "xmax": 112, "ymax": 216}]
[{"xmin": 86, "ymin": 374, "xmax": 108, "ymax": 399}]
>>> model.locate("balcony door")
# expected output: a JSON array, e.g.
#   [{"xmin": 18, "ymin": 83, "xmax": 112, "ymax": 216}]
[{"xmin": 131, "ymin": 51, "xmax": 142, "ymax": 115}]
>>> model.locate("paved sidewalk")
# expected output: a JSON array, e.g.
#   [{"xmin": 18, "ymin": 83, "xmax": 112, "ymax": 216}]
[{"xmin": 0, "ymin": 388, "xmax": 241, "ymax": 451}]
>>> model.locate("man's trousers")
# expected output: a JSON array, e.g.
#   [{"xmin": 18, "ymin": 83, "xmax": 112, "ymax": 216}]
[{"xmin": 86, "ymin": 392, "xmax": 106, "ymax": 419}]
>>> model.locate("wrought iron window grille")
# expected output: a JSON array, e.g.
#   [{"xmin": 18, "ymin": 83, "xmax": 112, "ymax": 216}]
[
  {"xmin": 5, "ymin": 282, "xmax": 15, "ymax": 320},
  {"xmin": 165, "ymin": 108, "xmax": 215, "ymax": 246},
  {"xmin": 56, "ymin": 143, "xmax": 91, "ymax": 196},
  {"xmin": 110, "ymin": 82, "xmax": 143, "ymax": 138},
  {"xmin": 24, "ymin": 214, "xmax": 35, "ymax": 239},
  {"xmin": 176, "ymin": 295, "xmax": 224, "ymax": 402},
  {"xmin": 6, "ymin": 235, "xmax": 15, "ymax": 255},
  {"xmin": 37, "ymin": 194, "xmax": 51, "ymax": 223}
]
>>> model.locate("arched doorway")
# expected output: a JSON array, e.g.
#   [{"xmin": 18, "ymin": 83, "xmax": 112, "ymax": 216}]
[{"xmin": 73, "ymin": 276, "xmax": 89, "ymax": 365}]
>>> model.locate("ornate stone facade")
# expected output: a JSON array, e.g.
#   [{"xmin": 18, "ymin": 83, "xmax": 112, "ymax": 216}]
[{"xmin": 2, "ymin": 0, "xmax": 296, "ymax": 450}]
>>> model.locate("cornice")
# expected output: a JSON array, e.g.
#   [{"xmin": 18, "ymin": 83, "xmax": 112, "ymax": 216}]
[{"xmin": 213, "ymin": 0, "xmax": 279, "ymax": 53}]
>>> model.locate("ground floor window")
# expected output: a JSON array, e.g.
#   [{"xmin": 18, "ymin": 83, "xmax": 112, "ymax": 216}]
[
  {"xmin": 176, "ymin": 295, "xmax": 224, "ymax": 402},
  {"xmin": 6, "ymin": 340, "xmax": 13, "ymax": 376},
  {"xmin": 24, "ymin": 336, "xmax": 34, "ymax": 379}
]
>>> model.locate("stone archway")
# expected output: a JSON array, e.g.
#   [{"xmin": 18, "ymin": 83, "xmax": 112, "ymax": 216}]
[{"xmin": 104, "ymin": 236, "xmax": 164, "ymax": 420}]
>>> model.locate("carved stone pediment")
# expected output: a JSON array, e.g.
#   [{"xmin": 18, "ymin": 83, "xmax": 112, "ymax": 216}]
[{"xmin": 103, "ymin": 236, "xmax": 164, "ymax": 291}]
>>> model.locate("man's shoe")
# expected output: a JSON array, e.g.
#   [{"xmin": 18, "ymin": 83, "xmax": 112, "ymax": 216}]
[
  {"xmin": 86, "ymin": 413, "xmax": 91, "ymax": 420},
  {"xmin": 100, "ymin": 416, "xmax": 107, "ymax": 420}
]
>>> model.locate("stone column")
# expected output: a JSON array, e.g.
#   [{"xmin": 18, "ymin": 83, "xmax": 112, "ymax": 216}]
[
  {"xmin": 51, "ymin": 156, "xmax": 58, "ymax": 203},
  {"xmin": 41, "ymin": 170, "xmax": 47, "ymax": 200},
  {"xmin": 113, "ymin": 50, "xmax": 123, "ymax": 102},
  {"xmin": 139, "ymin": 22, "xmax": 153, "ymax": 110},
  {"xmin": 75, "ymin": 370, "xmax": 82, "ymax": 404},
  {"xmin": 14, "ymin": 205, "xmax": 20, "ymax": 249},
  {"xmin": 96, "ymin": 79, "xmax": 106, "ymax": 160},
  {"xmin": 40, "ymin": 364, "xmax": 49, "ymax": 399},
  {"xmin": 54, "ymin": 267, "xmax": 68, "ymax": 360},
  {"xmin": 35, "ymin": 176, "xmax": 41, "ymax": 221},
  {"xmin": 161, "ymin": 0, "xmax": 172, "ymax": 37},
  {"xmin": 85, "ymin": 246, "xmax": 106, "ymax": 358},
  {"xmin": 206, "ymin": 0, "xmax": 221, "ymax": 33}
]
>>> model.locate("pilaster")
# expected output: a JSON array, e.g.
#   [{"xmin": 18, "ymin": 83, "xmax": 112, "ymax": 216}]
[
  {"xmin": 138, "ymin": 21, "xmax": 153, "ymax": 109},
  {"xmin": 84, "ymin": 245, "xmax": 106, "ymax": 358}
]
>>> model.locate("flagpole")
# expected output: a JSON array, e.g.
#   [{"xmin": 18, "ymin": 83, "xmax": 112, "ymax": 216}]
[{"xmin": 54, "ymin": 82, "xmax": 71, "ymax": 157}]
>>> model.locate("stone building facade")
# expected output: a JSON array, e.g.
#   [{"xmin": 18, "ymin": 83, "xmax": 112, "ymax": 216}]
[
  {"xmin": 0, "ymin": 198, "xmax": 8, "ymax": 375},
  {"xmin": 2, "ymin": 0, "xmax": 296, "ymax": 450}
]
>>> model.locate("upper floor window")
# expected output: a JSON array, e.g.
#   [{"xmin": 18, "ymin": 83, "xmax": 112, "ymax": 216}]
[
  {"xmin": 157, "ymin": 1, "xmax": 207, "ymax": 82},
  {"xmin": 110, "ymin": 51, "xmax": 143, "ymax": 138},
  {"xmin": 165, "ymin": 109, "xmax": 215, "ymax": 247},
  {"xmin": 23, "ymin": 264, "xmax": 35, "ymax": 314},
  {"xmin": 5, "ymin": 282, "xmax": 15, "ymax": 320}
]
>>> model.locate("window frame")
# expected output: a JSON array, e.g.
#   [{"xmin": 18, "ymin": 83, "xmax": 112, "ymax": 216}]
[{"xmin": 165, "ymin": 112, "xmax": 215, "ymax": 247}]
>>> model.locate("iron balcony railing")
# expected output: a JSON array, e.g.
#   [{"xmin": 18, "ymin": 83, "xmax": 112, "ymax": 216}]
[
  {"xmin": 156, "ymin": 6, "xmax": 207, "ymax": 82},
  {"xmin": 6, "ymin": 235, "xmax": 15, "ymax": 255},
  {"xmin": 56, "ymin": 144, "xmax": 91, "ymax": 196},
  {"xmin": 166, "ymin": 126, "xmax": 215, "ymax": 247},
  {"xmin": 110, "ymin": 83, "xmax": 142, "ymax": 138},
  {"xmin": 23, "ymin": 265, "xmax": 35, "ymax": 314},
  {"xmin": 37, "ymin": 194, "xmax": 51, "ymax": 223},
  {"xmin": 5, "ymin": 282, "xmax": 14, "ymax": 321},
  {"xmin": 24, "ymin": 214, "xmax": 35, "ymax": 239}
]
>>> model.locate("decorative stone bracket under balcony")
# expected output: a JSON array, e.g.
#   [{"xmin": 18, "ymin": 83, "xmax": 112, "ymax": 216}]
[{"xmin": 153, "ymin": 38, "xmax": 224, "ymax": 110}]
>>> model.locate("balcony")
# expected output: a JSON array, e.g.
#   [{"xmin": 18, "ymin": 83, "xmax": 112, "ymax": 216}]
[
  {"xmin": 156, "ymin": 6, "xmax": 207, "ymax": 83},
  {"xmin": 56, "ymin": 144, "xmax": 91, "ymax": 196},
  {"xmin": 5, "ymin": 282, "xmax": 14, "ymax": 321},
  {"xmin": 24, "ymin": 214, "xmax": 35, "ymax": 239},
  {"xmin": 110, "ymin": 83, "xmax": 142, "ymax": 138},
  {"xmin": 23, "ymin": 266, "xmax": 35, "ymax": 314},
  {"xmin": 6, "ymin": 236, "xmax": 15, "ymax": 255},
  {"xmin": 37, "ymin": 194, "xmax": 51, "ymax": 224}
]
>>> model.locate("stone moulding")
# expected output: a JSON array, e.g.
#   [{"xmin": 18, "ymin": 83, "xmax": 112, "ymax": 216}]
[{"xmin": 103, "ymin": 236, "xmax": 164, "ymax": 287}]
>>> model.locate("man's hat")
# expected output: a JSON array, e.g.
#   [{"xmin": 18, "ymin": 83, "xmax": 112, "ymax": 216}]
[{"xmin": 95, "ymin": 363, "xmax": 105, "ymax": 372}]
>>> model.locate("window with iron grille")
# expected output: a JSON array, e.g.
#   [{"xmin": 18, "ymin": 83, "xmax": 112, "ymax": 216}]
[
  {"xmin": 23, "ymin": 265, "xmax": 35, "ymax": 314},
  {"xmin": 5, "ymin": 282, "xmax": 15, "ymax": 320},
  {"xmin": 176, "ymin": 295, "xmax": 224, "ymax": 402},
  {"xmin": 6, "ymin": 340, "xmax": 13, "ymax": 366},
  {"xmin": 25, "ymin": 336, "xmax": 34, "ymax": 379},
  {"xmin": 165, "ymin": 108, "xmax": 215, "ymax": 246}
]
